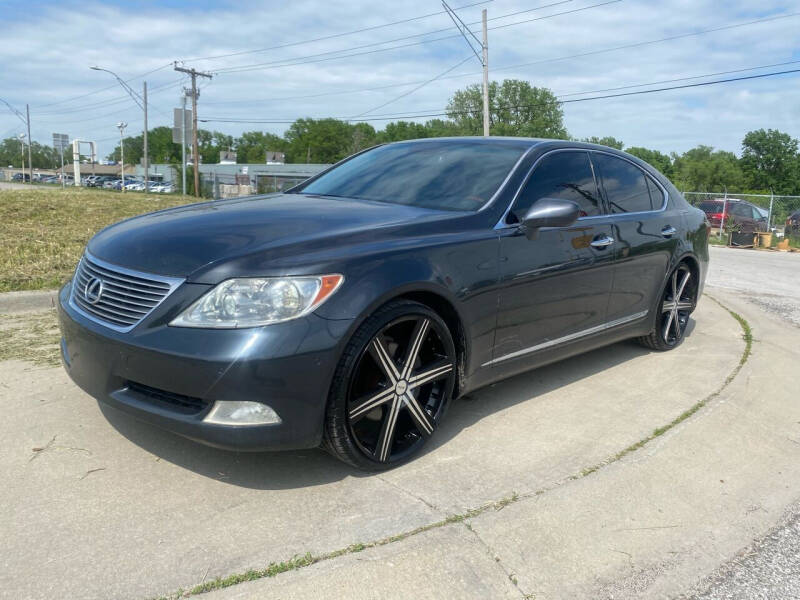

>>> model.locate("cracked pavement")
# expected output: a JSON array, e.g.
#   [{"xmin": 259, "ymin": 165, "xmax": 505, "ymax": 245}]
[{"xmin": 1, "ymin": 248, "xmax": 799, "ymax": 599}]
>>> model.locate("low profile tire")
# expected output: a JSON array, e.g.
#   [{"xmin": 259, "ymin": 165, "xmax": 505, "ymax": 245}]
[
  {"xmin": 637, "ymin": 262, "xmax": 697, "ymax": 351},
  {"xmin": 323, "ymin": 300, "xmax": 457, "ymax": 471}
]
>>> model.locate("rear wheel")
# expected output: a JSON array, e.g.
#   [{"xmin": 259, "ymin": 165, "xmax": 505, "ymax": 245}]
[
  {"xmin": 637, "ymin": 263, "xmax": 696, "ymax": 351},
  {"xmin": 323, "ymin": 300, "xmax": 456, "ymax": 470}
]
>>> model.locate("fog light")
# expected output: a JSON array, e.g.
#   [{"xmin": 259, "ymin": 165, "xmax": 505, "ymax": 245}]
[{"xmin": 203, "ymin": 401, "xmax": 281, "ymax": 426}]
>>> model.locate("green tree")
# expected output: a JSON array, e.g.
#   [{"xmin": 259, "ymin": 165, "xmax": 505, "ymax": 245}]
[
  {"xmin": 671, "ymin": 146, "xmax": 745, "ymax": 192},
  {"xmin": 107, "ymin": 126, "xmax": 182, "ymax": 165},
  {"xmin": 625, "ymin": 146, "xmax": 673, "ymax": 177},
  {"xmin": 376, "ymin": 121, "xmax": 429, "ymax": 143},
  {"xmin": 740, "ymin": 129, "xmax": 799, "ymax": 195},
  {"xmin": 235, "ymin": 131, "xmax": 287, "ymax": 163},
  {"xmin": 581, "ymin": 136, "xmax": 624, "ymax": 150},
  {"xmin": 446, "ymin": 79, "xmax": 567, "ymax": 138},
  {"xmin": 284, "ymin": 118, "xmax": 375, "ymax": 163}
]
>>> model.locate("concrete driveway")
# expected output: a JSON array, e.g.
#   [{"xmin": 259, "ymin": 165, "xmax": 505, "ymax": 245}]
[{"xmin": 1, "ymin": 259, "xmax": 798, "ymax": 598}]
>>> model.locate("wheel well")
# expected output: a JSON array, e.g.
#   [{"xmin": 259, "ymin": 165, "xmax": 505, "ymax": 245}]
[
  {"xmin": 397, "ymin": 291, "xmax": 468, "ymax": 398},
  {"xmin": 678, "ymin": 254, "xmax": 700, "ymax": 287}
]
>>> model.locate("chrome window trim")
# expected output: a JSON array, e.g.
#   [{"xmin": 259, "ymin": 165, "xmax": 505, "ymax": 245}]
[
  {"xmin": 591, "ymin": 149, "xmax": 669, "ymax": 216},
  {"xmin": 493, "ymin": 148, "xmax": 669, "ymax": 230},
  {"xmin": 68, "ymin": 252, "xmax": 185, "ymax": 333},
  {"xmin": 483, "ymin": 310, "xmax": 649, "ymax": 367}
]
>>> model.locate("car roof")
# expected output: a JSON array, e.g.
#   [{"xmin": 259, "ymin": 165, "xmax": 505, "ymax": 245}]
[{"xmin": 386, "ymin": 136, "xmax": 645, "ymax": 158}]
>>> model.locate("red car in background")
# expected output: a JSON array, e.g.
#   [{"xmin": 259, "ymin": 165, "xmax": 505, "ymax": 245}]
[{"xmin": 698, "ymin": 199, "xmax": 768, "ymax": 233}]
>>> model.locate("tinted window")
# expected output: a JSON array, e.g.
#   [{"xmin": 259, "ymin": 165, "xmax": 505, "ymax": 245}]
[
  {"xmin": 594, "ymin": 154, "xmax": 653, "ymax": 214},
  {"xmin": 296, "ymin": 141, "xmax": 529, "ymax": 211},
  {"xmin": 699, "ymin": 201, "xmax": 723, "ymax": 213},
  {"xmin": 510, "ymin": 151, "xmax": 601, "ymax": 221},
  {"xmin": 731, "ymin": 203, "xmax": 749, "ymax": 217}
]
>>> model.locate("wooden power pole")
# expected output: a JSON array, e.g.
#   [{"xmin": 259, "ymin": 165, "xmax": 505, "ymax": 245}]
[{"xmin": 173, "ymin": 63, "xmax": 212, "ymax": 197}]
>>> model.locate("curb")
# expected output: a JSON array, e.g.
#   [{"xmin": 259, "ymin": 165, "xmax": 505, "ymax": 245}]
[{"xmin": 0, "ymin": 289, "xmax": 59, "ymax": 314}]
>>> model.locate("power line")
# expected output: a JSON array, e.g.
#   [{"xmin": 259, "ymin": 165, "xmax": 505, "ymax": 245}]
[
  {"xmin": 353, "ymin": 55, "xmax": 475, "ymax": 118},
  {"xmin": 30, "ymin": 63, "xmax": 173, "ymax": 109},
  {"xmin": 488, "ymin": 11, "xmax": 800, "ymax": 76},
  {"xmin": 184, "ymin": 0, "xmax": 495, "ymax": 63},
  {"xmin": 213, "ymin": 0, "xmax": 618, "ymax": 75},
  {"xmin": 198, "ymin": 66, "xmax": 800, "ymax": 124},
  {"xmin": 201, "ymin": 57, "xmax": 800, "ymax": 108},
  {"xmin": 32, "ymin": 79, "xmax": 184, "ymax": 117},
  {"xmin": 555, "ymin": 59, "xmax": 800, "ymax": 97}
]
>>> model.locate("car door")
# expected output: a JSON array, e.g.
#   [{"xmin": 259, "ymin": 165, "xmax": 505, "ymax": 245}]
[
  {"xmin": 591, "ymin": 152, "xmax": 680, "ymax": 325},
  {"xmin": 491, "ymin": 150, "xmax": 615, "ymax": 376}
]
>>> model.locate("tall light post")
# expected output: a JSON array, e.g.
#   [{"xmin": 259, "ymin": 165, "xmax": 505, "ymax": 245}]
[
  {"xmin": 90, "ymin": 66, "xmax": 149, "ymax": 192},
  {"xmin": 18, "ymin": 133, "xmax": 26, "ymax": 182},
  {"xmin": 117, "ymin": 122, "xmax": 127, "ymax": 192}
]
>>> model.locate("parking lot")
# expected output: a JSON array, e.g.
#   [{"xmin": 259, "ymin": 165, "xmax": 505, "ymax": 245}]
[{"xmin": 1, "ymin": 247, "xmax": 799, "ymax": 599}]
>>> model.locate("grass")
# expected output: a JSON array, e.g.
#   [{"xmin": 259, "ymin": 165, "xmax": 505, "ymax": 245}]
[
  {"xmin": 0, "ymin": 308, "xmax": 61, "ymax": 366},
  {"xmin": 0, "ymin": 187, "xmax": 196, "ymax": 292},
  {"xmin": 154, "ymin": 300, "xmax": 753, "ymax": 599}
]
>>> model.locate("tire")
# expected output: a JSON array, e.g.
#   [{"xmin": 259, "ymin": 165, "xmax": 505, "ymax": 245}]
[
  {"xmin": 323, "ymin": 300, "xmax": 457, "ymax": 470},
  {"xmin": 637, "ymin": 262, "xmax": 697, "ymax": 351}
]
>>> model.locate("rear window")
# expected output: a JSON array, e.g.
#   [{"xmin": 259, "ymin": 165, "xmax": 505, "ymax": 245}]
[
  {"xmin": 294, "ymin": 140, "xmax": 529, "ymax": 211},
  {"xmin": 698, "ymin": 201, "xmax": 723, "ymax": 213}
]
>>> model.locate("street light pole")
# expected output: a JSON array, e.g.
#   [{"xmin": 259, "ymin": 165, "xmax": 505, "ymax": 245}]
[
  {"xmin": 117, "ymin": 122, "xmax": 127, "ymax": 192},
  {"xmin": 18, "ymin": 133, "xmax": 25, "ymax": 182},
  {"xmin": 26, "ymin": 104, "xmax": 33, "ymax": 181},
  {"xmin": 143, "ymin": 81, "xmax": 149, "ymax": 193},
  {"xmin": 90, "ymin": 66, "xmax": 147, "ymax": 191}
]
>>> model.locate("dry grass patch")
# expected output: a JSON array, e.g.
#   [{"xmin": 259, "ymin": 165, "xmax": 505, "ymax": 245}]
[
  {"xmin": 0, "ymin": 309, "xmax": 61, "ymax": 366},
  {"xmin": 0, "ymin": 187, "xmax": 195, "ymax": 292}
]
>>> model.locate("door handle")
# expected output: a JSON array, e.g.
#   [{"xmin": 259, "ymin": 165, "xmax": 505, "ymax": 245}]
[
  {"xmin": 661, "ymin": 225, "xmax": 677, "ymax": 237},
  {"xmin": 590, "ymin": 235, "xmax": 615, "ymax": 248}
]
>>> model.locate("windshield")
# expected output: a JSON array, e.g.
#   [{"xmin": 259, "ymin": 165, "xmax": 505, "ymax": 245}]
[{"xmin": 294, "ymin": 140, "xmax": 530, "ymax": 211}]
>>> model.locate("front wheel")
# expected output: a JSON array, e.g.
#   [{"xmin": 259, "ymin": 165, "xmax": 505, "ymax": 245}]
[
  {"xmin": 323, "ymin": 300, "xmax": 457, "ymax": 470},
  {"xmin": 637, "ymin": 263, "xmax": 697, "ymax": 351}
]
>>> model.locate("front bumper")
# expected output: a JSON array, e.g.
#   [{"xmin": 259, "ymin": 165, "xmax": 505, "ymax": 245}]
[{"xmin": 57, "ymin": 282, "xmax": 352, "ymax": 451}]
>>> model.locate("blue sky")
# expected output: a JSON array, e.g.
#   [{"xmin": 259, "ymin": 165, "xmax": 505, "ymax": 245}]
[{"xmin": 1, "ymin": 0, "xmax": 798, "ymax": 159}]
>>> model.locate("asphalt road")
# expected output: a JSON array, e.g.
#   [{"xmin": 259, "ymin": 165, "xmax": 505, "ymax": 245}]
[
  {"xmin": 687, "ymin": 246, "xmax": 800, "ymax": 599},
  {"xmin": 706, "ymin": 245, "xmax": 800, "ymax": 328},
  {"xmin": 1, "ymin": 246, "xmax": 798, "ymax": 599}
]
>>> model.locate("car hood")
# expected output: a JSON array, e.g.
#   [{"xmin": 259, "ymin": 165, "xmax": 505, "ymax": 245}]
[{"xmin": 87, "ymin": 193, "xmax": 453, "ymax": 278}]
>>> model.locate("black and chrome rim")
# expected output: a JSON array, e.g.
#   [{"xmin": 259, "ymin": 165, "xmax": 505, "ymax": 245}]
[
  {"xmin": 347, "ymin": 315, "xmax": 455, "ymax": 464},
  {"xmin": 660, "ymin": 264, "xmax": 695, "ymax": 345}
]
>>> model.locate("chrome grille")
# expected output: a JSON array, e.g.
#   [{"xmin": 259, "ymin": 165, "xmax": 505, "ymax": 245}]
[{"xmin": 70, "ymin": 254, "xmax": 183, "ymax": 331}]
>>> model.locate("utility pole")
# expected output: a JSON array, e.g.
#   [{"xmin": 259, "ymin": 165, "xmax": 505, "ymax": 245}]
[
  {"xmin": 181, "ymin": 89, "xmax": 188, "ymax": 196},
  {"xmin": 143, "ymin": 82, "xmax": 149, "ymax": 193},
  {"xmin": 174, "ymin": 63, "xmax": 212, "ymax": 197},
  {"xmin": 117, "ymin": 122, "xmax": 127, "ymax": 192},
  {"xmin": 481, "ymin": 10, "xmax": 489, "ymax": 137},
  {"xmin": 26, "ymin": 104, "xmax": 33, "ymax": 181},
  {"xmin": 442, "ymin": 1, "xmax": 489, "ymax": 136}
]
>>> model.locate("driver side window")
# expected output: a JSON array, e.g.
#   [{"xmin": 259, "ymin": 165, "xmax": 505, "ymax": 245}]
[{"xmin": 508, "ymin": 151, "xmax": 601, "ymax": 223}]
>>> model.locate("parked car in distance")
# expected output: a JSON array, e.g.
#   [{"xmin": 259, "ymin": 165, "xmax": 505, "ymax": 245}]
[
  {"xmin": 11, "ymin": 172, "xmax": 30, "ymax": 182},
  {"xmin": 698, "ymin": 198, "xmax": 768, "ymax": 233},
  {"xmin": 58, "ymin": 138, "xmax": 709, "ymax": 470}
]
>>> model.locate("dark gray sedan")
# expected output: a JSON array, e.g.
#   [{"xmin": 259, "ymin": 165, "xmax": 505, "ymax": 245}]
[{"xmin": 58, "ymin": 138, "xmax": 709, "ymax": 470}]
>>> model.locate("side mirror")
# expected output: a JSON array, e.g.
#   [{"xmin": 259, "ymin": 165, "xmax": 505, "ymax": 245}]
[{"xmin": 520, "ymin": 198, "xmax": 581, "ymax": 239}]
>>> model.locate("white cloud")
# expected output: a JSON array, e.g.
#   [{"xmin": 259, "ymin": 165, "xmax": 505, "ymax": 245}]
[{"xmin": 1, "ymin": 0, "xmax": 798, "ymax": 158}]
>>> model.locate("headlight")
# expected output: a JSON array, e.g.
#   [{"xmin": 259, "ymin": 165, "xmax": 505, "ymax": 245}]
[{"xmin": 170, "ymin": 274, "xmax": 343, "ymax": 328}]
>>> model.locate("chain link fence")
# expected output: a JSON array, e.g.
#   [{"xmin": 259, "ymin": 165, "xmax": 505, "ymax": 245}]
[
  {"xmin": 683, "ymin": 192, "xmax": 800, "ymax": 248},
  {"xmin": 199, "ymin": 173, "xmax": 309, "ymax": 199}
]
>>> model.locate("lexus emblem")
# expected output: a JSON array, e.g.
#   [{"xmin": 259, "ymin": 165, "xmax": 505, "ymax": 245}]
[{"xmin": 84, "ymin": 277, "xmax": 104, "ymax": 305}]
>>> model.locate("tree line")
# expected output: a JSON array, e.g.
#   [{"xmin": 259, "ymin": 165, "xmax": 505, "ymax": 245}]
[{"xmin": 2, "ymin": 79, "xmax": 798, "ymax": 195}]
